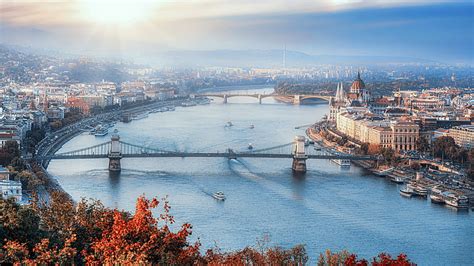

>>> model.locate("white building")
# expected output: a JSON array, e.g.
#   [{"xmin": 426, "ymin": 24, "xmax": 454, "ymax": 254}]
[
  {"xmin": 448, "ymin": 125, "xmax": 474, "ymax": 148},
  {"xmin": 0, "ymin": 180, "xmax": 22, "ymax": 202}
]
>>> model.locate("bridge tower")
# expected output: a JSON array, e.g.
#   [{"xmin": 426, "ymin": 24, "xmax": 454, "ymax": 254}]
[
  {"xmin": 292, "ymin": 135, "xmax": 307, "ymax": 173},
  {"xmin": 223, "ymin": 94, "xmax": 228, "ymax": 104},
  {"xmin": 108, "ymin": 134, "xmax": 122, "ymax": 172},
  {"xmin": 293, "ymin": 95, "xmax": 301, "ymax": 105},
  {"xmin": 258, "ymin": 94, "xmax": 262, "ymax": 104}
]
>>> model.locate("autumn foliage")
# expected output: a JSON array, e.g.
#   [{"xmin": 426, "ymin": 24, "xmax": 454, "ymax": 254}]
[{"xmin": 0, "ymin": 193, "xmax": 416, "ymax": 265}]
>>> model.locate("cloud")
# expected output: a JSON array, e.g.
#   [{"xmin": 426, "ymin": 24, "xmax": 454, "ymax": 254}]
[{"xmin": 0, "ymin": 0, "xmax": 472, "ymax": 63}]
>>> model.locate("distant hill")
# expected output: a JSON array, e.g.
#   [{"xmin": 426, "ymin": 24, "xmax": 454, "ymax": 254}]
[{"xmin": 153, "ymin": 49, "xmax": 438, "ymax": 67}]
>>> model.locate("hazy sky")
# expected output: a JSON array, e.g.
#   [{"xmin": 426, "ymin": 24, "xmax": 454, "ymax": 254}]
[{"xmin": 1, "ymin": 0, "xmax": 473, "ymax": 63}]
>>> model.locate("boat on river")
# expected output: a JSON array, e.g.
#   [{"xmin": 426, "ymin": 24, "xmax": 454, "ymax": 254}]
[
  {"xmin": 400, "ymin": 187, "xmax": 413, "ymax": 197},
  {"xmin": 390, "ymin": 176, "xmax": 405, "ymax": 184},
  {"xmin": 430, "ymin": 194, "xmax": 445, "ymax": 205},
  {"xmin": 331, "ymin": 158, "xmax": 351, "ymax": 167},
  {"xmin": 132, "ymin": 112, "xmax": 149, "ymax": 120},
  {"xmin": 212, "ymin": 192, "xmax": 226, "ymax": 201},
  {"xmin": 445, "ymin": 194, "xmax": 469, "ymax": 208},
  {"xmin": 413, "ymin": 185, "xmax": 428, "ymax": 197},
  {"xmin": 374, "ymin": 167, "xmax": 394, "ymax": 177},
  {"xmin": 94, "ymin": 127, "xmax": 108, "ymax": 137}
]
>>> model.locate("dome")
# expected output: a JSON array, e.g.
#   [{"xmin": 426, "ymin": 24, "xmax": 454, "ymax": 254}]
[{"xmin": 350, "ymin": 71, "xmax": 365, "ymax": 93}]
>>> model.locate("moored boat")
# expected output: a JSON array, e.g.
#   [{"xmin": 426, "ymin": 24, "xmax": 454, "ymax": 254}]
[
  {"xmin": 430, "ymin": 194, "xmax": 445, "ymax": 205},
  {"xmin": 331, "ymin": 159, "xmax": 351, "ymax": 167},
  {"xmin": 94, "ymin": 128, "xmax": 108, "ymax": 137},
  {"xmin": 248, "ymin": 143, "xmax": 253, "ymax": 150},
  {"xmin": 400, "ymin": 187, "xmax": 413, "ymax": 197},
  {"xmin": 390, "ymin": 176, "xmax": 405, "ymax": 184},
  {"xmin": 132, "ymin": 112, "xmax": 149, "ymax": 120},
  {"xmin": 374, "ymin": 167, "xmax": 394, "ymax": 177},
  {"xmin": 413, "ymin": 185, "xmax": 428, "ymax": 197},
  {"xmin": 445, "ymin": 194, "xmax": 469, "ymax": 208}
]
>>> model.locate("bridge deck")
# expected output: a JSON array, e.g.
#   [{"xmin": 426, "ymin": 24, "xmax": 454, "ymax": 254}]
[{"xmin": 44, "ymin": 153, "xmax": 374, "ymax": 160}]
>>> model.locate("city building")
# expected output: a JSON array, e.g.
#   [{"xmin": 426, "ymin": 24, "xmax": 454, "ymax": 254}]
[
  {"xmin": 0, "ymin": 179, "xmax": 22, "ymax": 202},
  {"xmin": 448, "ymin": 125, "xmax": 474, "ymax": 148},
  {"xmin": 0, "ymin": 166, "xmax": 10, "ymax": 180}
]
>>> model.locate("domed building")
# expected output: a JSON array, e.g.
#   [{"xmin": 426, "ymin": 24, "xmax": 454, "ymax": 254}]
[
  {"xmin": 328, "ymin": 72, "xmax": 373, "ymax": 121},
  {"xmin": 350, "ymin": 71, "xmax": 365, "ymax": 93},
  {"xmin": 349, "ymin": 71, "xmax": 371, "ymax": 104}
]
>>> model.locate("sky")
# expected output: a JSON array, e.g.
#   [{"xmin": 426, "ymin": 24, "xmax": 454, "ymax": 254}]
[{"xmin": 0, "ymin": 0, "xmax": 473, "ymax": 64}]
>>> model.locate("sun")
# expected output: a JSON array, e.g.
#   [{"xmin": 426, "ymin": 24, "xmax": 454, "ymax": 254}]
[{"xmin": 78, "ymin": 0, "xmax": 157, "ymax": 25}]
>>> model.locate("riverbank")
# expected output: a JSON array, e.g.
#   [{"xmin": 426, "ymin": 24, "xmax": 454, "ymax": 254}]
[
  {"xmin": 28, "ymin": 97, "xmax": 194, "ymax": 204},
  {"xmin": 306, "ymin": 123, "xmax": 474, "ymax": 209}
]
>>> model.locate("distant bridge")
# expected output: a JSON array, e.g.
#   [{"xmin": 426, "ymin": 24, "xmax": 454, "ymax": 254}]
[
  {"xmin": 36, "ymin": 134, "xmax": 374, "ymax": 173},
  {"xmin": 195, "ymin": 93, "xmax": 331, "ymax": 104}
]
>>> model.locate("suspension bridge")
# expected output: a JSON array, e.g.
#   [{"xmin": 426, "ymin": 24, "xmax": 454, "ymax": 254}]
[
  {"xmin": 35, "ymin": 134, "xmax": 374, "ymax": 173},
  {"xmin": 195, "ymin": 93, "xmax": 331, "ymax": 104}
]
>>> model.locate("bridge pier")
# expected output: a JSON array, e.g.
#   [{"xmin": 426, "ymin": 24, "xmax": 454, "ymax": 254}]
[
  {"xmin": 292, "ymin": 136, "xmax": 307, "ymax": 173},
  {"xmin": 293, "ymin": 95, "xmax": 301, "ymax": 105},
  {"xmin": 258, "ymin": 94, "xmax": 262, "ymax": 104},
  {"xmin": 108, "ymin": 134, "xmax": 122, "ymax": 172},
  {"xmin": 223, "ymin": 94, "xmax": 228, "ymax": 104}
]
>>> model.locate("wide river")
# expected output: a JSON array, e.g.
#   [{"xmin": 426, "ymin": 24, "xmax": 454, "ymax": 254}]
[{"xmin": 49, "ymin": 87, "xmax": 473, "ymax": 265}]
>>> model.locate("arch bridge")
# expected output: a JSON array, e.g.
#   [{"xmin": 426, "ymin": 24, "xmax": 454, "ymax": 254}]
[
  {"xmin": 36, "ymin": 135, "xmax": 375, "ymax": 173},
  {"xmin": 196, "ymin": 93, "xmax": 330, "ymax": 104}
]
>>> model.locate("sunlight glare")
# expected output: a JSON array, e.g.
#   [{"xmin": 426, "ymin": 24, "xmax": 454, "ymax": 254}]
[{"xmin": 79, "ymin": 0, "xmax": 157, "ymax": 25}]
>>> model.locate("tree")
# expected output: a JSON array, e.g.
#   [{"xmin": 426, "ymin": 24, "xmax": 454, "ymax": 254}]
[
  {"xmin": 0, "ymin": 194, "xmax": 415, "ymax": 264},
  {"xmin": 416, "ymin": 137, "xmax": 430, "ymax": 153},
  {"xmin": 0, "ymin": 141, "xmax": 20, "ymax": 166},
  {"xmin": 380, "ymin": 147, "xmax": 396, "ymax": 165},
  {"xmin": 0, "ymin": 197, "xmax": 42, "ymax": 251},
  {"xmin": 317, "ymin": 250, "xmax": 415, "ymax": 266},
  {"xmin": 84, "ymin": 195, "xmax": 201, "ymax": 264},
  {"xmin": 368, "ymin": 144, "xmax": 381, "ymax": 155}
]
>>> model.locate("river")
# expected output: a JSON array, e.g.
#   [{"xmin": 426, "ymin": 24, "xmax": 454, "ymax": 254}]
[{"xmin": 48, "ymin": 87, "xmax": 474, "ymax": 265}]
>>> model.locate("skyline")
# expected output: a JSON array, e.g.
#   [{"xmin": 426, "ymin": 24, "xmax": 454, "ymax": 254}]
[{"xmin": 0, "ymin": 0, "xmax": 473, "ymax": 64}]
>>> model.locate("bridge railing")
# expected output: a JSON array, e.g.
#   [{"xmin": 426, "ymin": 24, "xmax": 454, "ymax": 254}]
[
  {"xmin": 119, "ymin": 141, "xmax": 176, "ymax": 155},
  {"xmin": 55, "ymin": 141, "xmax": 112, "ymax": 157}
]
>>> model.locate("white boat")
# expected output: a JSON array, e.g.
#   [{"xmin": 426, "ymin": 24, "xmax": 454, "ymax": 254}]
[
  {"xmin": 132, "ymin": 113, "xmax": 149, "ymax": 120},
  {"xmin": 445, "ymin": 194, "xmax": 469, "ymax": 208},
  {"xmin": 390, "ymin": 176, "xmax": 405, "ymax": 184},
  {"xmin": 331, "ymin": 159, "xmax": 350, "ymax": 167},
  {"xmin": 181, "ymin": 102, "xmax": 197, "ymax": 107},
  {"xmin": 225, "ymin": 121, "xmax": 233, "ymax": 127},
  {"xmin": 430, "ymin": 194, "xmax": 445, "ymax": 205},
  {"xmin": 400, "ymin": 187, "xmax": 413, "ymax": 197},
  {"xmin": 413, "ymin": 185, "xmax": 428, "ymax": 197},
  {"xmin": 212, "ymin": 191, "xmax": 226, "ymax": 201},
  {"xmin": 248, "ymin": 143, "xmax": 253, "ymax": 150},
  {"xmin": 94, "ymin": 128, "xmax": 108, "ymax": 137},
  {"xmin": 374, "ymin": 167, "xmax": 394, "ymax": 177}
]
